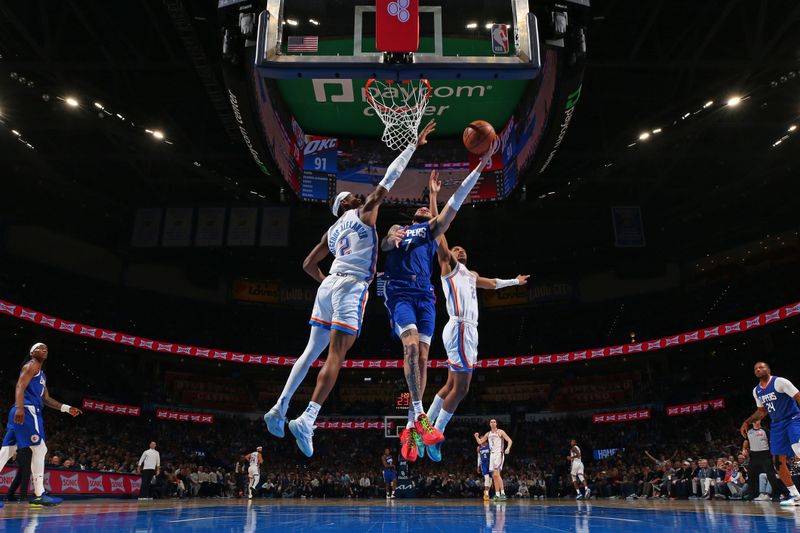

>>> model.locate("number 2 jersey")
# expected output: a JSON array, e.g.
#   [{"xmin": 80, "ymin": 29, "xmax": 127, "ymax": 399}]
[
  {"xmin": 327, "ymin": 209, "xmax": 379, "ymax": 283},
  {"xmin": 754, "ymin": 376, "xmax": 800, "ymax": 423}
]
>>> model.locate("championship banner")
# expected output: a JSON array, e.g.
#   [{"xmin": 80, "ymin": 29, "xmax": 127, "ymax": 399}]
[
  {"xmin": 666, "ymin": 398, "xmax": 725, "ymax": 417},
  {"xmin": 82, "ymin": 399, "xmax": 141, "ymax": 417},
  {"xmin": 155, "ymin": 409, "xmax": 214, "ymax": 424},
  {"xmin": 314, "ymin": 420, "xmax": 387, "ymax": 430},
  {"xmin": 592, "ymin": 409, "xmax": 650, "ymax": 424},
  {"xmin": 0, "ymin": 298, "xmax": 798, "ymax": 369},
  {"xmin": 0, "ymin": 468, "xmax": 141, "ymax": 496}
]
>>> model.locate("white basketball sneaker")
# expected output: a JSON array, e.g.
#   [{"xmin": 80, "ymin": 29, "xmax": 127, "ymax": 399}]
[
  {"xmin": 288, "ymin": 418, "xmax": 315, "ymax": 457},
  {"xmin": 264, "ymin": 408, "xmax": 286, "ymax": 438},
  {"xmin": 780, "ymin": 496, "xmax": 800, "ymax": 507}
]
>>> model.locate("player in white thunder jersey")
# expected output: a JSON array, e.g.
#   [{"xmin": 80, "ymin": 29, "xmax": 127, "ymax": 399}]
[
  {"xmin": 475, "ymin": 419, "xmax": 512, "ymax": 501},
  {"xmin": 423, "ymin": 173, "xmax": 528, "ymax": 462},
  {"xmin": 568, "ymin": 439, "xmax": 590, "ymax": 499},
  {"xmin": 243, "ymin": 447, "xmax": 263, "ymax": 499},
  {"xmin": 263, "ymin": 121, "xmax": 437, "ymax": 458}
]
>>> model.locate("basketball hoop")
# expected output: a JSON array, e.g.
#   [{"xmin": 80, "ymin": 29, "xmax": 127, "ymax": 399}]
[{"xmin": 365, "ymin": 78, "xmax": 431, "ymax": 151}]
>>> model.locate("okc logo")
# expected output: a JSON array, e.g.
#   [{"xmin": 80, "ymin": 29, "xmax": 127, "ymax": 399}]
[{"xmin": 387, "ymin": 0, "xmax": 410, "ymax": 23}]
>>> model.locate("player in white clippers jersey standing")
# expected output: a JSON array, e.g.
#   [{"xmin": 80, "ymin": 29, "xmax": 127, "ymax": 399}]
[
  {"xmin": 568, "ymin": 439, "xmax": 590, "ymax": 499},
  {"xmin": 475, "ymin": 419, "xmax": 512, "ymax": 501},
  {"xmin": 422, "ymin": 173, "xmax": 528, "ymax": 462},
  {"xmin": 263, "ymin": 121, "xmax": 437, "ymax": 457},
  {"xmin": 244, "ymin": 447, "xmax": 263, "ymax": 499}
]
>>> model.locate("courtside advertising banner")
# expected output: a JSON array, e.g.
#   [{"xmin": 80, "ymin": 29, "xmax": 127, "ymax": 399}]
[{"xmin": 0, "ymin": 468, "xmax": 141, "ymax": 496}]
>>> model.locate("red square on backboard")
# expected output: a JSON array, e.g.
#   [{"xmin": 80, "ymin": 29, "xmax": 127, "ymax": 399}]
[{"xmin": 376, "ymin": 0, "xmax": 419, "ymax": 52}]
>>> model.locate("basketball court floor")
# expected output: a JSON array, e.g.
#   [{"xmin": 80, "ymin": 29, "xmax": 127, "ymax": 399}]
[{"xmin": 1, "ymin": 499, "xmax": 798, "ymax": 532}]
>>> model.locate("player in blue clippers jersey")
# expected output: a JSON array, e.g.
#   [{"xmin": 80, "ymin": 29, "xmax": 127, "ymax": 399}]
[
  {"xmin": 381, "ymin": 143, "xmax": 496, "ymax": 462},
  {"xmin": 382, "ymin": 448, "xmax": 397, "ymax": 499},
  {"xmin": 477, "ymin": 443, "xmax": 493, "ymax": 501},
  {"xmin": 0, "ymin": 343, "xmax": 82, "ymax": 507},
  {"xmin": 740, "ymin": 361, "xmax": 800, "ymax": 507}
]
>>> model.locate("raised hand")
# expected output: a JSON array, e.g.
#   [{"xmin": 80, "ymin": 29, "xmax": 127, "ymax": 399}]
[
  {"xmin": 389, "ymin": 227, "xmax": 407, "ymax": 248},
  {"xmin": 417, "ymin": 120, "xmax": 436, "ymax": 146},
  {"xmin": 429, "ymin": 170, "xmax": 441, "ymax": 194}
]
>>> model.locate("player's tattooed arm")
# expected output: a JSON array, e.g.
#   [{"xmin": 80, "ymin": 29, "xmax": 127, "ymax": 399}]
[
  {"xmin": 13, "ymin": 361, "xmax": 39, "ymax": 424},
  {"xmin": 740, "ymin": 407, "xmax": 768, "ymax": 438},
  {"xmin": 303, "ymin": 232, "xmax": 330, "ymax": 284},
  {"xmin": 42, "ymin": 385, "xmax": 82, "ymax": 416},
  {"xmin": 381, "ymin": 225, "xmax": 405, "ymax": 252}
]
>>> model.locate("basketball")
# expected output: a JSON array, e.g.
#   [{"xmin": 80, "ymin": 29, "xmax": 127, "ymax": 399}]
[{"xmin": 463, "ymin": 120, "xmax": 497, "ymax": 155}]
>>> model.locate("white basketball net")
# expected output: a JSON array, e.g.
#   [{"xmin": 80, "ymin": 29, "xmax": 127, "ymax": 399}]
[{"xmin": 365, "ymin": 79, "xmax": 432, "ymax": 151}]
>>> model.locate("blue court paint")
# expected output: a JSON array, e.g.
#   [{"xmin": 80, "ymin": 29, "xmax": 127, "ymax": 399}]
[{"xmin": 1, "ymin": 501, "xmax": 798, "ymax": 532}]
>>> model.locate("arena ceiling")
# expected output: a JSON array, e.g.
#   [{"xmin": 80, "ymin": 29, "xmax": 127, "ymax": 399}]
[{"xmin": 0, "ymin": 0, "xmax": 798, "ymax": 277}]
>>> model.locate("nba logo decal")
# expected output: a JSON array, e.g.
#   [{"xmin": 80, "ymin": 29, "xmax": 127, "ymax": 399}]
[{"xmin": 491, "ymin": 24, "xmax": 509, "ymax": 54}]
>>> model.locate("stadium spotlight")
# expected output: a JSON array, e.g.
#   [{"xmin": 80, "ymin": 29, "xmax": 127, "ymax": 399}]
[
  {"xmin": 65, "ymin": 97, "xmax": 79, "ymax": 107},
  {"xmin": 152, "ymin": 130, "xmax": 165, "ymax": 140},
  {"xmin": 789, "ymin": 125, "xmax": 797, "ymax": 132},
  {"xmin": 638, "ymin": 132, "xmax": 650, "ymax": 141},
  {"xmin": 286, "ymin": 19, "xmax": 298, "ymax": 26},
  {"xmin": 11, "ymin": 129, "xmax": 20, "ymax": 136},
  {"xmin": 726, "ymin": 96, "xmax": 742, "ymax": 107},
  {"xmin": 485, "ymin": 22, "xmax": 495, "ymax": 29},
  {"xmin": 94, "ymin": 102, "xmax": 104, "ymax": 109},
  {"xmin": 652, "ymin": 128, "xmax": 662, "ymax": 134},
  {"xmin": 309, "ymin": 18, "xmax": 319, "ymax": 25},
  {"xmin": 466, "ymin": 22, "xmax": 478, "ymax": 29},
  {"xmin": 703, "ymin": 100, "xmax": 713, "ymax": 108}
]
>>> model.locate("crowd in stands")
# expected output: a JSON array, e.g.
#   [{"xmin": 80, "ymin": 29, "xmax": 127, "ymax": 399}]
[{"xmin": 4, "ymin": 392, "xmax": 800, "ymax": 502}]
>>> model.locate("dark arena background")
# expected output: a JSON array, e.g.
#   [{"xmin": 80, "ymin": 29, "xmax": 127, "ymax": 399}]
[{"xmin": 1, "ymin": 1, "xmax": 800, "ymax": 531}]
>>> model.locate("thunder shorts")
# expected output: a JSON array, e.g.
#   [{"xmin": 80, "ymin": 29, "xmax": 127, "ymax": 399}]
[
  {"xmin": 309, "ymin": 274, "xmax": 369, "ymax": 335},
  {"xmin": 443, "ymin": 318, "xmax": 478, "ymax": 372}
]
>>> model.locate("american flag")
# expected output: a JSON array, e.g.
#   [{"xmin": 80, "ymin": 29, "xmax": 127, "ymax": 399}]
[{"xmin": 288, "ymin": 36, "xmax": 318, "ymax": 52}]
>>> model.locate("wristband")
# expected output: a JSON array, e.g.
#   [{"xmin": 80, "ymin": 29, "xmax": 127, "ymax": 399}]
[
  {"xmin": 379, "ymin": 144, "xmax": 416, "ymax": 191},
  {"xmin": 60, "ymin": 404, "xmax": 72, "ymax": 413},
  {"xmin": 446, "ymin": 160, "xmax": 485, "ymax": 211},
  {"xmin": 495, "ymin": 278, "xmax": 520, "ymax": 290}
]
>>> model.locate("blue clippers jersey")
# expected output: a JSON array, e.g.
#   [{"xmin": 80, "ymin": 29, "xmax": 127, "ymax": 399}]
[
  {"xmin": 25, "ymin": 369, "xmax": 46, "ymax": 409},
  {"xmin": 755, "ymin": 376, "xmax": 800, "ymax": 423},
  {"xmin": 479, "ymin": 444, "xmax": 491, "ymax": 471},
  {"xmin": 383, "ymin": 455, "xmax": 394, "ymax": 469},
  {"xmin": 383, "ymin": 222, "xmax": 437, "ymax": 290}
]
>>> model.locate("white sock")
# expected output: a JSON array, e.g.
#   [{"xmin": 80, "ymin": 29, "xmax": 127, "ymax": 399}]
[
  {"xmin": 0, "ymin": 445, "xmax": 17, "ymax": 472},
  {"xmin": 275, "ymin": 328, "xmax": 329, "ymax": 417},
  {"xmin": 789, "ymin": 485, "xmax": 800, "ymax": 498},
  {"xmin": 500, "ymin": 490, "xmax": 505, "ymax": 496},
  {"xmin": 406, "ymin": 408, "xmax": 415, "ymax": 429},
  {"xmin": 300, "ymin": 401, "xmax": 321, "ymax": 424},
  {"xmin": 427, "ymin": 395, "xmax": 445, "ymax": 424},
  {"xmin": 31, "ymin": 442, "xmax": 48, "ymax": 497},
  {"xmin": 412, "ymin": 401, "xmax": 424, "ymax": 421},
  {"xmin": 434, "ymin": 409, "xmax": 453, "ymax": 433}
]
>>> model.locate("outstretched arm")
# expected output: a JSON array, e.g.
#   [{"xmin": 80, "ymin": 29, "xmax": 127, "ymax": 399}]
[
  {"xmin": 476, "ymin": 274, "xmax": 530, "ymax": 290},
  {"xmin": 359, "ymin": 120, "xmax": 436, "ymax": 227},
  {"xmin": 43, "ymin": 385, "xmax": 82, "ymax": 417},
  {"xmin": 303, "ymin": 232, "xmax": 330, "ymax": 283},
  {"xmin": 428, "ymin": 142, "xmax": 496, "ymax": 239},
  {"xmin": 428, "ymin": 171, "xmax": 458, "ymax": 275}
]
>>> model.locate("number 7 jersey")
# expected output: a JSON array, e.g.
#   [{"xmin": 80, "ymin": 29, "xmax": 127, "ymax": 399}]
[{"xmin": 327, "ymin": 209, "xmax": 379, "ymax": 283}]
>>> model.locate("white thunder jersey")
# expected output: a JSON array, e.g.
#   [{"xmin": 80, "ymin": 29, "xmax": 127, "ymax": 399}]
[
  {"xmin": 249, "ymin": 452, "xmax": 259, "ymax": 468},
  {"xmin": 442, "ymin": 262, "xmax": 479, "ymax": 323},
  {"xmin": 488, "ymin": 430, "xmax": 503, "ymax": 453},
  {"xmin": 327, "ymin": 209, "xmax": 378, "ymax": 282}
]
